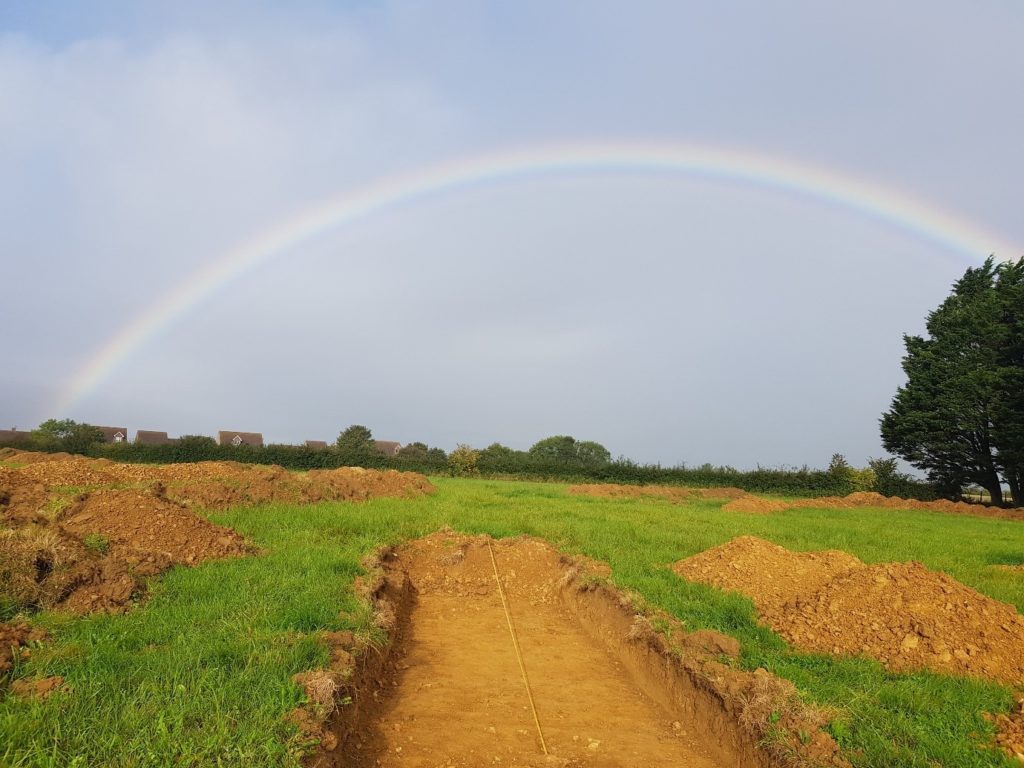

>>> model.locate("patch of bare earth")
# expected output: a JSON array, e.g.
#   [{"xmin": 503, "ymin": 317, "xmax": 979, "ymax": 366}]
[
  {"xmin": 721, "ymin": 497, "xmax": 790, "ymax": 515},
  {"xmin": 676, "ymin": 537, "xmax": 1024, "ymax": 761},
  {"xmin": 566, "ymin": 479, "xmax": 1024, "ymax": 521},
  {"xmin": 674, "ymin": 536, "xmax": 1024, "ymax": 684},
  {"xmin": 568, "ymin": 484, "xmax": 747, "ymax": 503},
  {"xmin": 990, "ymin": 696, "xmax": 1024, "ymax": 763},
  {"xmin": 786, "ymin": 491, "xmax": 1024, "ymax": 521},
  {"xmin": 1, "ymin": 452, "xmax": 433, "ymax": 615},
  {"xmin": 300, "ymin": 532, "xmax": 848, "ymax": 768}
]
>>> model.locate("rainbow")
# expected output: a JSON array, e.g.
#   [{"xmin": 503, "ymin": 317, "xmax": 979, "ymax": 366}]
[{"xmin": 55, "ymin": 140, "xmax": 1020, "ymax": 414}]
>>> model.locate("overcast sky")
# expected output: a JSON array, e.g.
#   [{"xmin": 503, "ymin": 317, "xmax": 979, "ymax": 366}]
[{"xmin": 1, "ymin": 1, "xmax": 1022, "ymax": 467}]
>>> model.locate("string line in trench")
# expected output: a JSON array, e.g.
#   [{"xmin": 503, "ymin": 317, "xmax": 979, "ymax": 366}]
[{"xmin": 487, "ymin": 540, "xmax": 549, "ymax": 755}]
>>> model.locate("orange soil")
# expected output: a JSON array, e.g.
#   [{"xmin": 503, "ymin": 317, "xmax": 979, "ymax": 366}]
[
  {"xmin": 992, "ymin": 697, "xmax": 1024, "ymax": 762},
  {"xmin": 567, "ymin": 480, "xmax": 1024, "ymax": 521},
  {"xmin": 673, "ymin": 536, "xmax": 862, "ymax": 613},
  {"xmin": 1, "ymin": 451, "xmax": 434, "ymax": 513},
  {"xmin": 567, "ymin": 484, "xmax": 746, "ymax": 502},
  {"xmin": 0, "ymin": 452, "xmax": 433, "ymax": 614},
  {"xmin": 309, "ymin": 533, "xmax": 847, "ymax": 768},
  {"xmin": 1, "ymin": 622, "xmax": 46, "ymax": 675},
  {"xmin": 787, "ymin": 491, "xmax": 1024, "ymax": 521},
  {"xmin": 674, "ymin": 537, "xmax": 1024, "ymax": 685},
  {"xmin": 721, "ymin": 496, "xmax": 789, "ymax": 514}
]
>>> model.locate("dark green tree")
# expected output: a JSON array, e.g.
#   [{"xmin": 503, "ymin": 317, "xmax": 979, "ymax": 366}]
[
  {"xmin": 576, "ymin": 440, "xmax": 612, "ymax": 465},
  {"xmin": 881, "ymin": 257, "xmax": 1024, "ymax": 506},
  {"xmin": 336, "ymin": 425, "xmax": 374, "ymax": 455},
  {"xmin": 32, "ymin": 419, "xmax": 104, "ymax": 454},
  {"xmin": 528, "ymin": 435, "xmax": 611, "ymax": 466}
]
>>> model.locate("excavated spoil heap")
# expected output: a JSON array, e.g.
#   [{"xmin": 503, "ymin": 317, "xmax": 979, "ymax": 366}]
[{"xmin": 674, "ymin": 536, "xmax": 1024, "ymax": 684}]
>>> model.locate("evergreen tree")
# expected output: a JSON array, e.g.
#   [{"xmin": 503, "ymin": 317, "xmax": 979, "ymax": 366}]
[{"xmin": 881, "ymin": 257, "xmax": 1024, "ymax": 506}]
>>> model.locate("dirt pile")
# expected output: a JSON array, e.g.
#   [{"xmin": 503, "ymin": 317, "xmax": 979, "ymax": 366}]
[
  {"xmin": 0, "ymin": 467, "xmax": 48, "ymax": 523},
  {"xmin": 1, "ymin": 453, "xmax": 433, "ymax": 616},
  {"xmin": 1, "ymin": 451, "xmax": 435, "ymax": 512},
  {"xmin": 13, "ymin": 455, "xmax": 123, "ymax": 489},
  {"xmin": 309, "ymin": 532, "xmax": 848, "ymax": 768},
  {"xmin": 567, "ymin": 483, "xmax": 746, "ymax": 503},
  {"xmin": 721, "ymin": 496, "xmax": 789, "ymax": 514},
  {"xmin": 776, "ymin": 562, "xmax": 1024, "ymax": 682},
  {"xmin": 992, "ymin": 697, "xmax": 1024, "ymax": 762},
  {"xmin": 2, "ymin": 488, "xmax": 250, "ymax": 613},
  {"xmin": 787, "ymin": 492, "xmax": 1024, "ymax": 521},
  {"xmin": 1, "ymin": 622, "xmax": 47, "ymax": 675},
  {"xmin": 673, "ymin": 536, "xmax": 863, "ymax": 613},
  {"xmin": 675, "ymin": 537, "xmax": 1024, "ymax": 684}
]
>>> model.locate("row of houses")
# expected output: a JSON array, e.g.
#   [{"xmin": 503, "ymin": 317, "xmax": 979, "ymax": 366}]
[{"xmin": 0, "ymin": 426, "xmax": 403, "ymax": 455}]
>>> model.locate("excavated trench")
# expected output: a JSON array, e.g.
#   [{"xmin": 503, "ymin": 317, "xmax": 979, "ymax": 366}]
[{"xmin": 312, "ymin": 533, "xmax": 846, "ymax": 768}]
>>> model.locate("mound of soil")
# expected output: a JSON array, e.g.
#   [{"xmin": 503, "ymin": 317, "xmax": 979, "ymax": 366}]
[
  {"xmin": 2, "ymin": 488, "xmax": 250, "ymax": 614},
  {"xmin": 310, "ymin": 532, "xmax": 848, "ymax": 768},
  {"xmin": 567, "ymin": 483, "xmax": 746, "ymax": 503},
  {"xmin": 992, "ymin": 698, "xmax": 1024, "ymax": 762},
  {"xmin": 57, "ymin": 489, "xmax": 249, "ymax": 613},
  {"xmin": 788, "ymin": 492, "xmax": 1024, "ymax": 521},
  {"xmin": 675, "ymin": 537, "xmax": 1024, "ymax": 685},
  {"xmin": 776, "ymin": 562, "xmax": 1024, "ymax": 683},
  {"xmin": 2, "ymin": 454, "xmax": 433, "ymax": 616},
  {"xmin": 721, "ymin": 496, "xmax": 790, "ymax": 514},
  {"xmin": 673, "ymin": 536, "xmax": 863, "ymax": 613},
  {"xmin": 568, "ymin": 483, "xmax": 698, "ymax": 503},
  {"xmin": 305, "ymin": 467, "xmax": 436, "ymax": 503},
  {"xmin": 2, "ymin": 452, "xmax": 435, "ymax": 513},
  {"xmin": 1, "ymin": 622, "xmax": 47, "ymax": 675},
  {"xmin": 13, "ymin": 455, "xmax": 123, "ymax": 489},
  {"xmin": 0, "ymin": 467, "xmax": 48, "ymax": 523}
]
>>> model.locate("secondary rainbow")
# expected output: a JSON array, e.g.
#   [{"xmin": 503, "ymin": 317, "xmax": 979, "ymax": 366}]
[{"xmin": 55, "ymin": 140, "xmax": 1021, "ymax": 414}]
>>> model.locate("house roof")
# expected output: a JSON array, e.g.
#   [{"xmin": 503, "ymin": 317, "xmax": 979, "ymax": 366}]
[
  {"xmin": 0, "ymin": 429, "xmax": 31, "ymax": 444},
  {"xmin": 95, "ymin": 426, "xmax": 128, "ymax": 442},
  {"xmin": 373, "ymin": 440, "xmax": 402, "ymax": 456},
  {"xmin": 217, "ymin": 431, "xmax": 264, "ymax": 447},
  {"xmin": 135, "ymin": 430, "xmax": 173, "ymax": 445},
  {"xmin": 305, "ymin": 440, "xmax": 328, "ymax": 449}
]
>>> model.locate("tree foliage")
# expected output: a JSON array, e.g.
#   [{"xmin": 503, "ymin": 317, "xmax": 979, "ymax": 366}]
[
  {"xmin": 336, "ymin": 425, "xmax": 374, "ymax": 455},
  {"xmin": 881, "ymin": 257, "xmax": 1024, "ymax": 506},
  {"xmin": 447, "ymin": 444, "xmax": 480, "ymax": 476},
  {"xmin": 527, "ymin": 435, "xmax": 611, "ymax": 466},
  {"xmin": 32, "ymin": 419, "xmax": 104, "ymax": 454}
]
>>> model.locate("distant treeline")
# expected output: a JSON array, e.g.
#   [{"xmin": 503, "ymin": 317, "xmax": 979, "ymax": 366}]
[{"xmin": 1, "ymin": 425, "xmax": 937, "ymax": 499}]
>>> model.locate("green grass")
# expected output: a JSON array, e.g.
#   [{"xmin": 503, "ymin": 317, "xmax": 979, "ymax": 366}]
[{"xmin": 2, "ymin": 477, "xmax": 1023, "ymax": 767}]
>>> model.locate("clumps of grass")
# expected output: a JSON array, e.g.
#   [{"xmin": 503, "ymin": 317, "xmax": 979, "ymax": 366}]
[
  {"xmin": 0, "ymin": 526, "xmax": 62, "ymax": 611},
  {"xmin": 82, "ymin": 534, "xmax": 109, "ymax": 556},
  {"xmin": 42, "ymin": 495, "xmax": 74, "ymax": 519}
]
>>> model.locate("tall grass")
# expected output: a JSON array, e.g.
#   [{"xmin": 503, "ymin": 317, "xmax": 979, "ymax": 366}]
[{"xmin": 2, "ymin": 478, "xmax": 1021, "ymax": 767}]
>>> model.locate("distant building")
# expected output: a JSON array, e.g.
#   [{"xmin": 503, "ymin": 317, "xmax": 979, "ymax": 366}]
[
  {"xmin": 135, "ymin": 430, "xmax": 175, "ymax": 446},
  {"xmin": 305, "ymin": 440, "xmax": 328, "ymax": 449},
  {"xmin": 218, "ymin": 430, "xmax": 264, "ymax": 448},
  {"xmin": 0, "ymin": 428, "xmax": 32, "ymax": 444},
  {"xmin": 95, "ymin": 426, "xmax": 128, "ymax": 444},
  {"xmin": 373, "ymin": 440, "xmax": 402, "ymax": 457}
]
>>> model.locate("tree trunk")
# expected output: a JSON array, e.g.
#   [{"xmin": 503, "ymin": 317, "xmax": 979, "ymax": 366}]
[
  {"xmin": 984, "ymin": 471, "xmax": 1004, "ymax": 507},
  {"xmin": 1008, "ymin": 474, "xmax": 1021, "ymax": 509}
]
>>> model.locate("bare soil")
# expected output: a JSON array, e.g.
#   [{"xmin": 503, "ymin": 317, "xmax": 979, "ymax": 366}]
[
  {"xmin": 721, "ymin": 497, "xmax": 789, "ymax": 515},
  {"xmin": 0, "ymin": 452, "xmax": 433, "ymax": 614},
  {"xmin": 0, "ymin": 451, "xmax": 434, "ymax": 513},
  {"xmin": 304, "ymin": 532, "xmax": 848, "ymax": 768},
  {"xmin": 568, "ymin": 484, "xmax": 747, "ymax": 503},
  {"xmin": 1, "ymin": 622, "xmax": 46, "ymax": 675},
  {"xmin": 991, "ymin": 696, "xmax": 1024, "ymax": 762},
  {"xmin": 567, "ymin": 481, "xmax": 1024, "ymax": 521},
  {"xmin": 674, "ymin": 537, "xmax": 1024, "ymax": 685}
]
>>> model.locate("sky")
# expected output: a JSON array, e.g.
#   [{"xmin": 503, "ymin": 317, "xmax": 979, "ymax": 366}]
[{"xmin": 1, "ymin": 1, "xmax": 1022, "ymax": 468}]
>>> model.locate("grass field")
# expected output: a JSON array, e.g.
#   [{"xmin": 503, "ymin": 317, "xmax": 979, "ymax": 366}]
[{"xmin": 3, "ymin": 477, "xmax": 1023, "ymax": 767}]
